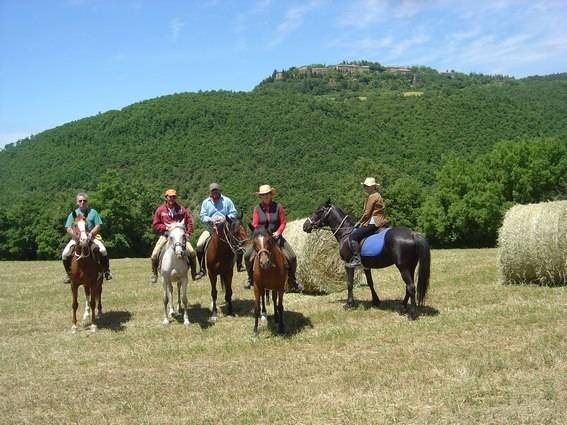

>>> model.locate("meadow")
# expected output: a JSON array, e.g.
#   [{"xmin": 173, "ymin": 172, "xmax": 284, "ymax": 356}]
[{"xmin": 1, "ymin": 249, "xmax": 566, "ymax": 425}]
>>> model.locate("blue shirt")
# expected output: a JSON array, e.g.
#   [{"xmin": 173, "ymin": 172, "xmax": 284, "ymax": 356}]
[
  {"xmin": 65, "ymin": 208, "xmax": 102, "ymax": 231},
  {"xmin": 199, "ymin": 195, "xmax": 237, "ymax": 224}
]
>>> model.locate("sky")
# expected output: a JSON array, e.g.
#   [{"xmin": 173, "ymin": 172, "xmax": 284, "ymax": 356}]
[{"xmin": 1, "ymin": 0, "xmax": 567, "ymax": 150}]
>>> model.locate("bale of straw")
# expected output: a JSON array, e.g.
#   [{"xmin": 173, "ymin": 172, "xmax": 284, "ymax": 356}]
[
  {"xmin": 284, "ymin": 218, "xmax": 364, "ymax": 294},
  {"xmin": 497, "ymin": 201, "xmax": 567, "ymax": 286}
]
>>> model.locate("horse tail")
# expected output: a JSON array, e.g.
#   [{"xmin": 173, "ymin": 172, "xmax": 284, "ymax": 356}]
[{"xmin": 414, "ymin": 233, "xmax": 431, "ymax": 306}]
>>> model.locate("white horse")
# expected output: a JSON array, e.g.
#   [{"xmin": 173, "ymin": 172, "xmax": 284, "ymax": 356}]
[{"xmin": 160, "ymin": 220, "xmax": 190, "ymax": 326}]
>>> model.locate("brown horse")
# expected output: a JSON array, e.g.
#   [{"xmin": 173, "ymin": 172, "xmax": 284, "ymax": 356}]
[
  {"xmin": 69, "ymin": 214, "xmax": 104, "ymax": 333},
  {"xmin": 252, "ymin": 227, "xmax": 287, "ymax": 336},
  {"xmin": 205, "ymin": 217, "xmax": 248, "ymax": 321}
]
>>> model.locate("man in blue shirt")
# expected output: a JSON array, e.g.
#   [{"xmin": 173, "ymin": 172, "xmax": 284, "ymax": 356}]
[
  {"xmin": 61, "ymin": 192, "xmax": 113, "ymax": 283},
  {"xmin": 194, "ymin": 183, "xmax": 238, "ymax": 279}
]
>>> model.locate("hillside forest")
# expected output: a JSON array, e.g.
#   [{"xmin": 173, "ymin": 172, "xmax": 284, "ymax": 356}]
[{"xmin": 1, "ymin": 63, "xmax": 566, "ymax": 260}]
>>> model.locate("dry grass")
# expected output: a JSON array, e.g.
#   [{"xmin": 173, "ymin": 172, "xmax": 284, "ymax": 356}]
[{"xmin": 1, "ymin": 249, "xmax": 566, "ymax": 424}]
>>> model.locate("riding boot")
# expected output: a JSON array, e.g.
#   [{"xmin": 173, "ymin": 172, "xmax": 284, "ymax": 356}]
[
  {"xmin": 287, "ymin": 259, "xmax": 304, "ymax": 292},
  {"xmin": 102, "ymin": 255, "xmax": 113, "ymax": 280},
  {"xmin": 62, "ymin": 257, "xmax": 72, "ymax": 284},
  {"xmin": 346, "ymin": 240, "xmax": 362, "ymax": 268},
  {"xmin": 194, "ymin": 249, "xmax": 206, "ymax": 280},
  {"xmin": 243, "ymin": 262, "xmax": 253, "ymax": 289},
  {"xmin": 150, "ymin": 257, "xmax": 159, "ymax": 284},
  {"xmin": 188, "ymin": 251, "xmax": 197, "ymax": 281},
  {"xmin": 236, "ymin": 250, "xmax": 245, "ymax": 272}
]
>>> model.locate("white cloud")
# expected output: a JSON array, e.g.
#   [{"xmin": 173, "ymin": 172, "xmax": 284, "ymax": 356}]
[
  {"xmin": 170, "ymin": 17, "xmax": 184, "ymax": 41},
  {"xmin": 268, "ymin": 0, "xmax": 324, "ymax": 47}
]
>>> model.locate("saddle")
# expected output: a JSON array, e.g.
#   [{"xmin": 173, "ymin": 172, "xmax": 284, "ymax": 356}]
[{"xmin": 360, "ymin": 228, "xmax": 391, "ymax": 258}]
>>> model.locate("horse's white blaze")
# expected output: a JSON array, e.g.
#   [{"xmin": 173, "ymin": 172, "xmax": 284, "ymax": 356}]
[{"xmin": 76, "ymin": 218, "xmax": 88, "ymax": 246}]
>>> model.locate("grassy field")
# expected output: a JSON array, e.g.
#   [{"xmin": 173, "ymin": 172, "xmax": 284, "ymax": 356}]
[{"xmin": 1, "ymin": 249, "xmax": 566, "ymax": 425}]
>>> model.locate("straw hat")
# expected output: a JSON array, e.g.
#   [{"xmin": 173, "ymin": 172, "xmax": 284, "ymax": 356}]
[
  {"xmin": 256, "ymin": 184, "xmax": 276, "ymax": 196},
  {"xmin": 361, "ymin": 177, "xmax": 378, "ymax": 187},
  {"xmin": 164, "ymin": 188, "xmax": 177, "ymax": 197}
]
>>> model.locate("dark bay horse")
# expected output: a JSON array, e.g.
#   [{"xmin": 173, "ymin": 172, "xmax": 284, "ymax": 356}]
[
  {"xmin": 205, "ymin": 217, "xmax": 248, "ymax": 321},
  {"xmin": 303, "ymin": 200, "xmax": 430, "ymax": 319},
  {"xmin": 69, "ymin": 214, "xmax": 104, "ymax": 333},
  {"xmin": 251, "ymin": 228, "xmax": 287, "ymax": 336}
]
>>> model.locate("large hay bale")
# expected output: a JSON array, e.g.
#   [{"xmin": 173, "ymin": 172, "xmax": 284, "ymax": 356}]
[
  {"xmin": 497, "ymin": 201, "xmax": 567, "ymax": 286},
  {"xmin": 284, "ymin": 219, "xmax": 364, "ymax": 294}
]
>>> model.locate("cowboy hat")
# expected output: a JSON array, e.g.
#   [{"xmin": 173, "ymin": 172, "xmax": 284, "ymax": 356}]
[
  {"xmin": 209, "ymin": 182, "xmax": 220, "ymax": 191},
  {"xmin": 361, "ymin": 177, "xmax": 379, "ymax": 187},
  {"xmin": 256, "ymin": 184, "xmax": 276, "ymax": 196}
]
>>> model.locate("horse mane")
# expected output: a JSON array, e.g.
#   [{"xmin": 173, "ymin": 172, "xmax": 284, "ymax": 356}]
[
  {"xmin": 318, "ymin": 199, "xmax": 356, "ymax": 225},
  {"xmin": 253, "ymin": 227, "xmax": 270, "ymax": 238}
]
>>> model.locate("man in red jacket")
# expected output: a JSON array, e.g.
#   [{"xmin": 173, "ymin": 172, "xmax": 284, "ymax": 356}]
[{"xmin": 150, "ymin": 189, "xmax": 197, "ymax": 283}]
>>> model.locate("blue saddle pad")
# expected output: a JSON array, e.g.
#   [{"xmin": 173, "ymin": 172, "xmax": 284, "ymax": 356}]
[{"xmin": 360, "ymin": 228, "xmax": 391, "ymax": 257}]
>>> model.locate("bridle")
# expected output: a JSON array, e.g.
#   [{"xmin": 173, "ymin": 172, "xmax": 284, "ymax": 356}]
[
  {"xmin": 213, "ymin": 220, "xmax": 247, "ymax": 254},
  {"xmin": 168, "ymin": 224, "xmax": 187, "ymax": 257},
  {"xmin": 307, "ymin": 205, "xmax": 350, "ymax": 236}
]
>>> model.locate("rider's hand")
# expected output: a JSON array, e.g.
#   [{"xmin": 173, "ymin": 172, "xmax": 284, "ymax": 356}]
[
  {"xmin": 272, "ymin": 232, "xmax": 280, "ymax": 239},
  {"xmin": 87, "ymin": 232, "xmax": 93, "ymax": 240}
]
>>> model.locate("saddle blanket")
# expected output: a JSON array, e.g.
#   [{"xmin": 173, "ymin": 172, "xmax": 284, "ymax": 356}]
[{"xmin": 360, "ymin": 228, "xmax": 391, "ymax": 257}]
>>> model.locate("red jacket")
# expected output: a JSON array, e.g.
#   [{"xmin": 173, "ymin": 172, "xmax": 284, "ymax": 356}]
[{"xmin": 152, "ymin": 203, "xmax": 193, "ymax": 236}]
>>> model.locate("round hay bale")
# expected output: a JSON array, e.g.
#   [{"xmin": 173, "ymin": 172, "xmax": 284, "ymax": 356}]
[
  {"xmin": 497, "ymin": 201, "xmax": 567, "ymax": 286},
  {"xmin": 284, "ymin": 218, "xmax": 364, "ymax": 294}
]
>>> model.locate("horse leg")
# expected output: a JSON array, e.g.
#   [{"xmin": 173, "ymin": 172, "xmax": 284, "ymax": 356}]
[
  {"xmin": 82, "ymin": 286, "xmax": 91, "ymax": 322},
  {"xmin": 364, "ymin": 268, "xmax": 380, "ymax": 307},
  {"xmin": 89, "ymin": 282, "xmax": 98, "ymax": 332},
  {"xmin": 271, "ymin": 290, "xmax": 278, "ymax": 323},
  {"xmin": 261, "ymin": 290, "xmax": 268, "ymax": 322},
  {"xmin": 398, "ymin": 266, "xmax": 417, "ymax": 320},
  {"xmin": 276, "ymin": 290, "xmax": 284, "ymax": 334},
  {"xmin": 71, "ymin": 284, "xmax": 79, "ymax": 333},
  {"xmin": 223, "ymin": 273, "xmax": 234, "ymax": 316},
  {"xmin": 181, "ymin": 278, "xmax": 190, "ymax": 326},
  {"xmin": 96, "ymin": 282, "xmax": 103, "ymax": 319},
  {"xmin": 162, "ymin": 279, "xmax": 172, "ymax": 326},
  {"xmin": 343, "ymin": 266, "xmax": 356, "ymax": 309},
  {"xmin": 209, "ymin": 275, "xmax": 218, "ymax": 322},
  {"xmin": 253, "ymin": 289, "xmax": 261, "ymax": 338}
]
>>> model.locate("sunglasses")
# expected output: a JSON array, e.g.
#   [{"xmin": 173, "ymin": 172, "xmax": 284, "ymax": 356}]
[{"xmin": 78, "ymin": 199, "xmax": 88, "ymax": 203}]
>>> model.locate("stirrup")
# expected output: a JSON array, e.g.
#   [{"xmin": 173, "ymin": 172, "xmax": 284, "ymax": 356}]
[
  {"xmin": 346, "ymin": 257, "xmax": 361, "ymax": 268},
  {"xmin": 194, "ymin": 271, "xmax": 205, "ymax": 280},
  {"xmin": 242, "ymin": 279, "xmax": 252, "ymax": 289},
  {"xmin": 104, "ymin": 271, "xmax": 113, "ymax": 280},
  {"xmin": 150, "ymin": 274, "xmax": 158, "ymax": 284}
]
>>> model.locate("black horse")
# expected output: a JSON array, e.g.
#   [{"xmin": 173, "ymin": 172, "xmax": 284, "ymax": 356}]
[{"xmin": 303, "ymin": 200, "xmax": 430, "ymax": 319}]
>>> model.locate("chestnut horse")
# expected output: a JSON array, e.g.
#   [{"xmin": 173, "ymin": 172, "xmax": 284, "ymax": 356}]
[
  {"xmin": 251, "ymin": 228, "xmax": 287, "ymax": 336},
  {"xmin": 303, "ymin": 200, "xmax": 430, "ymax": 319},
  {"xmin": 69, "ymin": 214, "xmax": 104, "ymax": 333},
  {"xmin": 205, "ymin": 217, "xmax": 248, "ymax": 321}
]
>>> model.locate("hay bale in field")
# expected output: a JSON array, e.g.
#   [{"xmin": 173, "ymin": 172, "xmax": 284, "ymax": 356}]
[
  {"xmin": 284, "ymin": 219, "xmax": 364, "ymax": 294},
  {"xmin": 497, "ymin": 201, "xmax": 567, "ymax": 286}
]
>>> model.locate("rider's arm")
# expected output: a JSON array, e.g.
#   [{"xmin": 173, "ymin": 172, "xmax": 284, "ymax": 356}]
[
  {"xmin": 184, "ymin": 209, "xmax": 193, "ymax": 236},
  {"xmin": 273, "ymin": 204, "xmax": 287, "ymax": 237},
  {"xmin": 152, "ymin": 207, "xmax": 167, "ymax": 234},
  {"xmin": 251, "ymin": 207, "xmax": 260, "ymax": 229},
  {"xmin": 200, "ymin": 200, "xmax": 213, "ymax": 224}
]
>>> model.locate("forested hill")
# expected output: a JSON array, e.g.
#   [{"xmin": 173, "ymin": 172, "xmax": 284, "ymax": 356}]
[{"xmin": 1, "ymin": 63, "xmax": 567, "ymax": 259}]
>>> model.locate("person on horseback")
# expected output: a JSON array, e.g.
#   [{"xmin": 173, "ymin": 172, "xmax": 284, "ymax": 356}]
[
  {"xmin": 194, "ymin": 182, "xmax": 238, "ymax": 280},
  {"xmin": 347, "ymin": 177, "xmax": 389, "ymax": 268},
  {"xmin": 150, "ymin": 189, "xmax": 197, "ymax": 283},
  {"xmin": 243, "ymin": 184, "xmax": 304, "ymax": 292},
  {"xmin": 62, "ymin": 192, "xmax": 113, "ymax": 283}
]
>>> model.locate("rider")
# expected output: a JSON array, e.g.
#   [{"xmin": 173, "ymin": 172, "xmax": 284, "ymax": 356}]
[
  {"xmin": 346, "ymin": 177, "xmax": 389, "ymax": 268},
  {"xmin": 243, "ymin": 184, "xmax": 304, "ymax": 292},
  {"xmin": 62, "ymin": 192, "xmax": 113, "ymax": 283},
  {"xmin": 194, "ymin": 182, "xmax": 238, "ymax": 280},
  {"xmin": 150, "ymin": 189, "xmax": 197, "ymax": 283}
]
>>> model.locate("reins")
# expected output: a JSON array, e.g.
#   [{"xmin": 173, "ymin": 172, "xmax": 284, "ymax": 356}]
[{"xmin": 308, "ymin": 205, "xmax": 353, "ymax": 237}]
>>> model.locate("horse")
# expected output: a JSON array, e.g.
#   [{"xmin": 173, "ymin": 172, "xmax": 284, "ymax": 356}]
[
  {"xmin": 205, "ymin": 217, "xmax": 248, "ymax": 321},
  {"xmin": 159, "ymin": 220, "xmax": 190, "ymax": 326},
  {"xmin": 303, "ymin": 200, "xmax": 430, "ymax": 319},
  {"xmin": 69, "ymin": 214, "xmax": 104, "ymax": 333},
  {"xmin": 251, "ymin": 227, "xmax": 288, "ymax": 337}
]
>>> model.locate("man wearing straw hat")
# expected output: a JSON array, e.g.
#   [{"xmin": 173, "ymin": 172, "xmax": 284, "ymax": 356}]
[
  {"xmin": 346, "ymin": 177, "xmax": 389, "ymax": 268},
  {"xmin": 149, "ymin": 188, "xmax": 197, "ymax": 283},
  {"xmin": 243, "ymin": 184, "xmax": 304, "ymax": 292}
]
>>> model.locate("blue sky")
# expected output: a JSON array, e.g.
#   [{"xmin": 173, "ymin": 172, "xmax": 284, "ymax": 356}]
[{"xmin": 1, "ymin": 0, "xmax": 567, "ymax": 149}]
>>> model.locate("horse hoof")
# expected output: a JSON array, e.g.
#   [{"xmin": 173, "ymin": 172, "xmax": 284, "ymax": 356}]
[
  {"xmin": 260, "ymin": 314, "xmax": 267, "ymax": 322},
  {"xmin": 162, "ymin": 319, "xmax": 170, "ymax": 326},
  {"xmin": 90, "ymin": 324, "xmax": 97, "ymax": 333},
  {"xmin": 183, "ymin": 319, "xmax": 191, "ymax": 326},
  {"xmin": 70, "ymin": 325, "xmax": 77, "ymax": 335},
  {"xmin": 342, "ymin": 302, "xmax": 356, "ymax": 310},
  {"xmin": 209, "ymin": 316, "xmax": 217, "ymax": 323}
]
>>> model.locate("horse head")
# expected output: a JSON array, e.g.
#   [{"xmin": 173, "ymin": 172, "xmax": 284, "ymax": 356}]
[
  {"xmin": 252, "ymin": 228, "xmax": 275, "ymax": 270},
  {"xmin": 303, "ymin": 199, "xmax": 334, "ymax": 233},
  {"xmin": 166, "ymin": 220, "xmax": 186, "ymax": 259},
  {"xmin": 73, "ymin": 215, "xmax": 90, "ymax": 248}
]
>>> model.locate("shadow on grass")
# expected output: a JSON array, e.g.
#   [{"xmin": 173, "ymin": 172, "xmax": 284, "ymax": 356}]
[
  {"xmin": 97, "ymin": 310, "xmax": 132, "ymax": 332},
  {"xmin": 344, "ymin": 298, "xmax": 440, "ymax": 318}
]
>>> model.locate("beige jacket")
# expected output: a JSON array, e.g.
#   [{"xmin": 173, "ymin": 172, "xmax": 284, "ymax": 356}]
[{"xmin": 357, "ymin": 191, "xmax": 389, "ymax": 229}]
